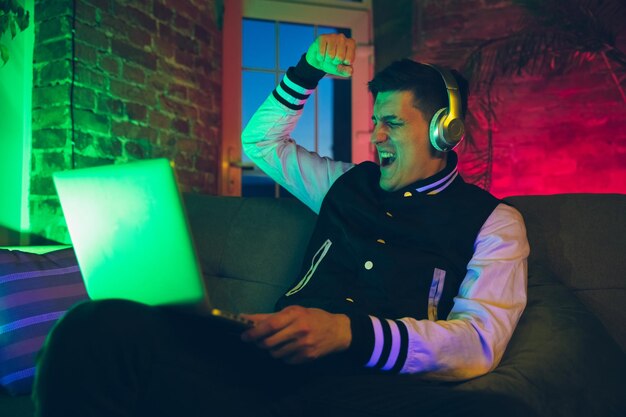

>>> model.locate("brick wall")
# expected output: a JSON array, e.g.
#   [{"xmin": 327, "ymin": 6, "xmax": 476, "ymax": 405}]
[
  {"xmin": 32, "ymin": 0, "xmax": 222, "ymax": 243},
  {"xmin": 412, "ymin": 0, "xmax": 626, "ymax": 197}
]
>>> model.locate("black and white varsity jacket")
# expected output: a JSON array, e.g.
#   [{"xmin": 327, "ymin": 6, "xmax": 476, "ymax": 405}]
[{"xmin": 242, "ymin": 56, "xmax": 529, "ymax": 381}]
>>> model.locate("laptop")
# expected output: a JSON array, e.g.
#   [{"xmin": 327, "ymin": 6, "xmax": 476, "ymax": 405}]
[{"xmin": 53, "ymin": 158, "xmax": 253, "ymax": 330}]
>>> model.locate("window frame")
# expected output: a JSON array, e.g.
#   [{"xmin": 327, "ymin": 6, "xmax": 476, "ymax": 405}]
[{"xmin": 220, "ymin": 0, "xmax": 373, "ymax": 196}]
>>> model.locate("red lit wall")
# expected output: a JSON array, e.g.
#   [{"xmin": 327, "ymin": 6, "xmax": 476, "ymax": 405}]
[{"xmin": 412, "ymin": 0, "xmax": 626, "ymax": 198}]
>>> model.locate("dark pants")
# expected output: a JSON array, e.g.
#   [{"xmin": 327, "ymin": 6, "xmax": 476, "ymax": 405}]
[{"xmin": 33, "ymin": 300, "xmax": 536, "ymax": 417}]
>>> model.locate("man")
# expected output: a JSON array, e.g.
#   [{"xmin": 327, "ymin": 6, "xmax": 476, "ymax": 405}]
[
  {"xmin": 241, "ymin": 33, "xmax": 529, "ymax": 379},
  {"xmin": 34, "ymin": 34, "xmax": 530, "ymax": 417}
]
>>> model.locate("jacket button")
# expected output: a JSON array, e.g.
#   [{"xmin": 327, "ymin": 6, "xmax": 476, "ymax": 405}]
[
  {"xmin": 403, "ymin": 191, "xmax": 413, "ymax": 197},
  {"xmin": 364, "ymin": 261, "xmax": 373, "ymax": 270},
  {"xmin": 376, "ymin": 239, "xmax": 386, "ymax": 244},
  {"xmin": 386, "ymin": 211, "xmax": 393, "ymax": 217}
]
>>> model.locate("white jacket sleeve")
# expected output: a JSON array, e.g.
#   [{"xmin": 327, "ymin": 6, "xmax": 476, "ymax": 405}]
[
  {"xmin": 241, "ymin": 72, "xmax": 353, "ymax": 214},
  {"xmin": 359, "ymin": 204, "xmax": 529, "ymax": 380}
]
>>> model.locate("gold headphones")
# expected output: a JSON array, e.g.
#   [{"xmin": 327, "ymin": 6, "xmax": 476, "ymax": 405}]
[{"xmin": 424, "ymin": 63, "xmax": 465, "ymax": 152}]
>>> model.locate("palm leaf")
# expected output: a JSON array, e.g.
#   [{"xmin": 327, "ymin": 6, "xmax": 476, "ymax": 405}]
[
  {"xmin": 460, "ymin": 0, "xmax": 626, "ymax": 190},
  {"xmin": 465, "ymin": 0, "xmax": 626, "ymax": 87}
]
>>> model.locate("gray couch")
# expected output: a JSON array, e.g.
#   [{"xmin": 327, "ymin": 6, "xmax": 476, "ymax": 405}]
[{"xmin": 2, "ymin": 193, "xmax": 625, "ymax": 416}]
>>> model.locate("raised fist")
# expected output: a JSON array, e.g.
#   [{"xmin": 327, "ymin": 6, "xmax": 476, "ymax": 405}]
[{"xmin": 305, "ymin": 33, "xmax": 356, "ymax": 78}]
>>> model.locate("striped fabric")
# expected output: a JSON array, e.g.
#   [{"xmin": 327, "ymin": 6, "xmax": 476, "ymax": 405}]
[
  {"xmin": 271, "ymin": 72, "xmax": 315, "ymax": 111},
  {"xmin": 0, "ymin": 248, "xmax": 87, "ymax": 395},
  {"xmin": 365, "ymin": 317, "xmax": 409, "ymax": 372}
]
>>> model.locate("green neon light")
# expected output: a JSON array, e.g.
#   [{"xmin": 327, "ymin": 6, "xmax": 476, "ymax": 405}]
[{"xmin": 0, "ymin": 0, "xmax": 34, "ymax": 244}]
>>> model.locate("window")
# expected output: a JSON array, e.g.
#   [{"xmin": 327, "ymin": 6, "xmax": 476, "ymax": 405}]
[
  {"xmin": 241, "ymin": 20, "xmax": 352, "ymax": 197},
  {"xmin": 220, "ymin": 0, "xmax": 373, "ymax": 197}
]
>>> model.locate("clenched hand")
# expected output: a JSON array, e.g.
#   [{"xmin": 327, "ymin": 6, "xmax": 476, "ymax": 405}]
[{"xmin": 305, "ymin": 33, "xmax": 356, "ymax": 78}]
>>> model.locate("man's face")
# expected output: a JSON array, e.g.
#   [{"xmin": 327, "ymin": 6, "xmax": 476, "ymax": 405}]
[{"xmin": 371, "ymin": 90, "xmax": 440, "ymax": 192}]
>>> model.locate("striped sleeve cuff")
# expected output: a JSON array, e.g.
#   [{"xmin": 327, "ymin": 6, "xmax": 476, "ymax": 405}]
[
  {"xmin": 272, "ymin": 54, "xmax": 325, "ymax": 110},
  {"xmin": 347, "ymin": 313, "xmax": 409, "ymax": 373}
]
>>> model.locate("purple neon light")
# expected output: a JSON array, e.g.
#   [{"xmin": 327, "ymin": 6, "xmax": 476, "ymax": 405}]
[
  {"xmin": 1, "ymin": 283, "xmax": 86, "ymax": 309},
  {"xmin": 0, "ymin": 367, "xmax": 35, "ymax": 385},
  {"xmin": 1, "ymin": 335, "xmax": 47, "ymax": 360},
  {"xmin": 0, "ymin": 265, "xmax": 80, "ymax": 284},
  {"xmin": 0, "ymin": 311, "xmax": 65, "ymax": 334}
]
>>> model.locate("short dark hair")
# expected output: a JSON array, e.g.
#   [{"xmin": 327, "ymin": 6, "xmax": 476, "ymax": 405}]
[{"xmin": 368, "ymin": 59, "xmax": 469, "ymax": 120}]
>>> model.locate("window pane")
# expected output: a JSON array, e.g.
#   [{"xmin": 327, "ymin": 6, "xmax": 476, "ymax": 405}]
[
  {"xmin": 241, "ymin": 19, "xmax": 356, "ymax": 199},
  {"xmin": 317, "ymin": 78, "xmax": 334, "ymax": 159},
  {"xmin": 317, "ymin": 26, "xmax": 336, "ymax": 35},
  {"xmin": 243, "ymin": 19, "xmax": 276, "ymax": 69},
  {"xmin": 318, "ymin": 26, "xmax": 352, "ymax": 37},
  {"xmin": 242, "ymin": 71, "xmax": 276, "ymax": 162},
  {"xmin": 242, "ymin": 175, "xmax": 276, "ymax": 198},
  {"xmin": 242, "ymin": 71, "xmax": 276, "ymax": 128},
  {"xmin": 279, "ymin": 22, "xmax": 314, "ymax": 71}
]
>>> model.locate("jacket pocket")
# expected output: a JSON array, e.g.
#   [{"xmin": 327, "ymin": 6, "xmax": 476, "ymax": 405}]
[
  {"xmin": 427, "ymin": 268, "xmax": 446, "ymax": 321},
  {"xmin": 285, "ymin": 239, "xmax": 332, "ymax": 296}
]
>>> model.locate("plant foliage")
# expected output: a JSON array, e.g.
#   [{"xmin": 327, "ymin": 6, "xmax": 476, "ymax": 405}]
[
  {"xmin": 0, "ymin": 0, "xmax": 30, "ymax": 66},
  {"xmin": 460, "ymin": 0, "xmax": 626, "ymax": 189},
  {"xmin": 464, "ymin": 0, "xmax": 626, "ymax": 91}
]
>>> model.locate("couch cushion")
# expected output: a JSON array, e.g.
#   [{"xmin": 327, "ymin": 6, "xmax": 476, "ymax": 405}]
[
  {"xmin": 504, "ymin": 194, "xmax": 626, "ymax": 291},
  {"xmin": 457, "ymin": 264, "xmax": 626, "ymax": 417},
  {"xmin": 203, "ymin": 274, "xmax": 289, "ymax": 314},
  {"xmin": 0, "ymin": 248, "xmax": 87, "ymax": 395},
  {"xmin": 505, "ymin": 194, "xmax": 626, "ymax": 351},
  {"xmin": 184, "ymin": 194, "xmax": 317, "ymax": 312}
]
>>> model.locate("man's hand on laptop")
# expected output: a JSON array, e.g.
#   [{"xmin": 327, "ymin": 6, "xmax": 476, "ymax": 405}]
[{"xmin": 240, "ymin": 306, "xmax": 352, "ymax": 364}]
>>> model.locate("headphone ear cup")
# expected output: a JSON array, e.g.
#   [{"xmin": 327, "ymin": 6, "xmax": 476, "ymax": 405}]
[{"xmin": 429, "ymin": 107, "xmax": 448, "ymax": 152}]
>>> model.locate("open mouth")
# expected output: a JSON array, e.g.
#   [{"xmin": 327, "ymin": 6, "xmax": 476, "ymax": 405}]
[{"xmin": 379, "ymin": 151, "xmax": 397, "ymax": 167}]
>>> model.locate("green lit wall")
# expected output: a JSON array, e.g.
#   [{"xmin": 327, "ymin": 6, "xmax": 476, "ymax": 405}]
[
  {"xmin": 0, "ymin": 0, "xmax": 34, "ymax": 245},
  {"xmin": 28, "ymin": 0, "xmax": 222, "ymax": 244}
]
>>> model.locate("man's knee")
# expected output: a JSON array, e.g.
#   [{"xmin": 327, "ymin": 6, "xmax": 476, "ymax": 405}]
[
  {"xmin": 34, "ymin": 300, "xmax": 157, "ymax": 416},
  {"xmin": 43, "ymin": 299, "xmax": 154, "ymax": 355}
]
